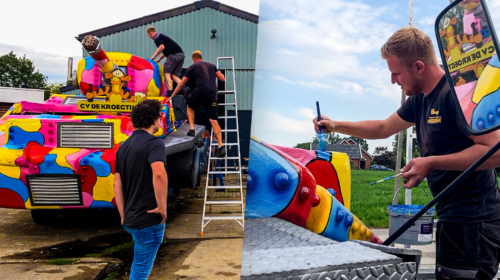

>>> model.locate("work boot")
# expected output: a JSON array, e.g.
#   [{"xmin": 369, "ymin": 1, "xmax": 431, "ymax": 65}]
[
  {"xmin": 215, "ymin": 146, "xmax": 226, "ymax": 158},
  {"xmin": 187, "ymin": 129, "xmax": 195, "ymax": 137}
]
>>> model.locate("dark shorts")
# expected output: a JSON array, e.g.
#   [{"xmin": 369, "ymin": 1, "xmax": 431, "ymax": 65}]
[
  {"xmin": 164, "ymin": 52, "xmax": 185, "ymax": 78},
  {"xmin": 436, "ymin": 219, "xmax": 500, "ymax": 280},
  {"xmin": 187, "ymin": 91, "xmax": 218, "ymax": 120}
]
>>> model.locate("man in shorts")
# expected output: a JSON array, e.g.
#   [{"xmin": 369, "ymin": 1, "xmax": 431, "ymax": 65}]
[
  {"xmin": 114, "ymin": 99, "xmax": 168, "ymax": 279},
  {"xmin": 313, "ymin": 27, "xmax": 500, "ymax": 279},
  {"xmin": 147, "ymin": 26, "xmax": 184, "ymax": 95},
  {"xmin": 170, "ymin": 50, "xmax": 226, "ymax": 158}
]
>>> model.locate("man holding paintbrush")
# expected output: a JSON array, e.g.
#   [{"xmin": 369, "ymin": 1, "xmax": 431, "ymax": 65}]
[{"xmin": 313, "ymin": 27, "xmax": 500, "ymax": 280}]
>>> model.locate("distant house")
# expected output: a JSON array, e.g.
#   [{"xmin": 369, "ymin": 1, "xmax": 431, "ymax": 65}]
[{"xmin": 311, "ymin": 139, "xmax": 373, "ymax": 170}]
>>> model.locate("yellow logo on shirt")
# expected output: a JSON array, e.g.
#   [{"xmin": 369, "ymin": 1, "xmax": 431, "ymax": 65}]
[{"xmin": 428, "ymin": 108, "xmax": 442, "ymax": 124}]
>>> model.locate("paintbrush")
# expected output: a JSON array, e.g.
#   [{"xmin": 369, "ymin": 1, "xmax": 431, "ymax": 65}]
[
  {"xmin": 316, "ymin": 101, "xmax": 327, "ymax": 151},
  {"xmin": 370, "ymin": 173, "xmax": 404, "ymax": 185}
]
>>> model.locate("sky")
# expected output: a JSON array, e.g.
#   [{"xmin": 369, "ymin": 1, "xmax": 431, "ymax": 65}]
[
  {"xmin": 0, "ymin": 0, "xmax": 259, "ymax": 84},
  {"xmin": 251, "ymin": 0, "xmax": 500, "ymax": 154}
]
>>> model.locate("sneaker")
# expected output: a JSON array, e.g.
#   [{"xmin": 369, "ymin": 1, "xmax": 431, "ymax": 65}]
[
  {"xmin": 214, "ymin": 146, "xmax": 226, "ymax": 158},
  {"xmin": 187, "ymin": 129, "xmax": 195, "ymax": 137}
]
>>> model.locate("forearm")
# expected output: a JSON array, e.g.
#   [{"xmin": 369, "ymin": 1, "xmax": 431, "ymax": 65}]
[
  {"xmin": 152, "ymin": 174, "xmax": 168, "ymax": 210},
  {"xmin": 171, "ymin": 78, "xmax": 187, "ymax": 97},
  {"xmin": 151, "ymin": 46, "xmax": 164, "ymax": 59},
  {"xmin": 158, "ymin": 54, "xmax": 165, "ymax": 61}
]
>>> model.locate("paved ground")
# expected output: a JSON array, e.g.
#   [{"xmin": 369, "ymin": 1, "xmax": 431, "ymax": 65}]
[{"xmin": 0, "ymin": 181, "xmax": 245, "ymax": 280}]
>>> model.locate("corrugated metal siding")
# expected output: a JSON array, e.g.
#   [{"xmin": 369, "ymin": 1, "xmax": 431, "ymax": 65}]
[{"xmin": 82, "ymin": 7, "xmax": 257, "ymax": 109}]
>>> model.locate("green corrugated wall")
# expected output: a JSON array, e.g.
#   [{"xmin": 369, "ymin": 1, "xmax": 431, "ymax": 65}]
[{"xmin": 82, "ymin": 7, "xmax": 257, "ymax": 110}]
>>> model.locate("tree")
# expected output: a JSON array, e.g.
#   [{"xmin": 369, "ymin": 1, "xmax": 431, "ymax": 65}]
[
  {"xmin": 0, "ymin": 52, "xmax": 47, "ymax": 89},
  {"xmin": 392, "ymin": 129, "xmax": 420, "ymax": 169},
  {"xmin": 44, "ymin": 82, "xmax": 67, "ymax": 100},
  {"xmin": 295, "ymin": 132, "xmax": 342, "ymax": 149},
  {"xmin": 372, "ymin": 146, "xmax": 395, "ymax": 169}
]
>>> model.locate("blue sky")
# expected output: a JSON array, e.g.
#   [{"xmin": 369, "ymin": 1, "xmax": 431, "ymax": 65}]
[{"xmin": 251, "ymin": 0, "xmax": 500, "ymax": 154}]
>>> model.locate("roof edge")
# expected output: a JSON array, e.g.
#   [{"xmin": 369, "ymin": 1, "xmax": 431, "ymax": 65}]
[{"xmin": 75, "ymin": 0, "xmax": 258, "ymax": 41}]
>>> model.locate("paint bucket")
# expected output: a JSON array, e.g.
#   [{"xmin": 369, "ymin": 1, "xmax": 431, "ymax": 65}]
[{"xmin": 387, "ymin": 186, "xmax": 435, "ymax": 245}]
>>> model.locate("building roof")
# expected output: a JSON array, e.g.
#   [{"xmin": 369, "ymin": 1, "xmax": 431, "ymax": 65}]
[
  {"xmin": 75, "ymin": 0, "xmax": 258, "ymax": 41},
  {"xmin": 311, "ymin": 143, "xmax": 365, "ymax": 159}
]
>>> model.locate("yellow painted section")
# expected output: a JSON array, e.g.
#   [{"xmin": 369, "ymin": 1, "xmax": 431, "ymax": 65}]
[
  {"xmin": 108, "ymin": 53, "xmax": 132, "ymax": 67},
  {"xmin": 12, "ymin": 103, "xmax": 22, "ymax": 114},
  {"xmin": 0, "ymin": 165, "xmax": 21, "ymax": 179},
  {"xmin": 7, "ymin": 119, "xmax": 42, "ymax": 132},
  {"xmin": 103, "ymin": 119, "xmax": 128, "ymax": 144},
  {"xmin": 154, "ymin": 127, "xmax": 164, "ymax": 137},
  {"xmin": 77, "ymin": 60, "xmax": 86, "ymax": 88},
  {"xmin": 472, "ymin": 63, "xmax": 500, "ymax": 104},
  {"xmin": 448, "ymin": 41, "xmax": 495, "ymax": 71},
  {"xmin": 71, "ymin": 116, "xmax": 98, "ymax": 120},
  {"xmin": 93, "ymin": 174, "xmax": 115, "ymax": 202},
  {"xmin": 78, "ymin": 101, "xmax": 138, "ymax": 112},
  {"xmin": 51, "ymin": 94, "xmax": 72, "ymax": 99},
  {"xmin": 25, "ymin": 199, "xmax": 60, "ymax": 210},
  {"xmin": 348, "ymin": 214, "xmax": 372, "ymax": 242},
  {"xmin": 101, "ymin": 61, "xmax": 114, "ymax": 73},
  {"xmin": 330, "ymin": 152, "xmax": 351, "ymax": 210},
  {"xmin": 147, "ymin": 79, "xmax": 160, "ymax": 97},
  {"xmin": 0, "ymin": 149, "xmax": 23, "ymax": 167},
  {"xmin": 306, "ymin": 185, "xmax": 332, "ymax": 234},
  {"xmin": 49, "ymin": 148, "xmax": 80, "ymax": 170}
]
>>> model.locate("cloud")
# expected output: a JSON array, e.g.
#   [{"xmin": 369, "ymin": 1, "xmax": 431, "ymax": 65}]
[
  {"xmin": 418, "ymin": 17, "xmax": 435, "ymax": 25},
  {"xmin": 256, "ymin": 0, "xmax": 403, "ymax": 103},
  {"xmin": 251, "ymin": 109, "xmax": 314, "ymax": 136}
]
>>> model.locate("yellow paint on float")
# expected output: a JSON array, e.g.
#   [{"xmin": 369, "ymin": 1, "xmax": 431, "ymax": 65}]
[
  {"xmin": 147, "ymin": 79, "xmax": 160, "ymax": 97},
  {"xmin": 0, "ymin": 165, "xmax": 21, "ymax": 179},
  {"xmin": 330, "ymin": 152, "xmax": 351, "ymax": 210},
  {"xmin": 306, "ymin": 185, "xmax": 332, "ymax": 234},
  {"xmin": 472, "ymin": 63, "xmax": 500, "ymax": 104},
  {"xmin": 0, "ymin": 149, "xmax": 23, "ymax": 167},
  {"xmin": 7, "ymin": 119, "xmax": 42, "ymax": 132},
  {"xmin": 349, "ymin": 214, "xmax": 372, "ymax": 242},
  {"xmin": 49, "ymin": 148, "xmax": 81, "ymax": 170},
  {"xmin": 25, "ymin": 199, "xmax": 61, "ymax": 210},
  {"xmin": 103, "ymin": 119, "xmax": 128, "ymax": 144},
  {"xmin": 93, "ymin": 174, "xmax": 115, "ymax": 202}
]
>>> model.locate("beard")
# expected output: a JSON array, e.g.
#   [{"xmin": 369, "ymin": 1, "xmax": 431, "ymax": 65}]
[{"xmin": 403, "ymin": 75, "xmax": 424, "ymax": 96}]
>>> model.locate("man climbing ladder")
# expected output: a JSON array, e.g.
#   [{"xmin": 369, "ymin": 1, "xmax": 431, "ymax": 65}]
[{"xmin": 170, "ymin": 50, "xmax": 226, "ymax": 157}]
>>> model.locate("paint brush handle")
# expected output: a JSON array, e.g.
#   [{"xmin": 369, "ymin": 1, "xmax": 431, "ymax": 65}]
[
  {"xmin": 370, "ymin": 173, "xmax": 404, "ymax": 185},
  {"xmin": 316, "ymin": 101, "xmax": 323, "ymax": 133}
]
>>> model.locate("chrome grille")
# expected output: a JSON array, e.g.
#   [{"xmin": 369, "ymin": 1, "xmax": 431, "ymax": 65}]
[
  {"xmin": 28, "ymin": 176, "xmax": 82, "ymax": 206},
  {"xmin": 58, "ymin": 122, "xmax": 113, "ymax": 149}
]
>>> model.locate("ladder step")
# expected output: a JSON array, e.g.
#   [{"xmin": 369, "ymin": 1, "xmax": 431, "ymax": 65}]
[
  {"xmin": 219, "ymin": 103, "xmax": 236, "ymax": 106},
  {"xmin": 218, "ymin": 116, "xmax": 237, "ymax": 119},
  {"xmin": 205, "ymin": 201, "xmax": 242, "ymax": 205},
  {"xmin": 220, "ymin": 129, "xmax": 238, "ymax": 132},
  {"xmin": 218, "ymin": 90, "xmax": 235, "ymax": 94},
  {"xmin": 208, "ymin": 171, "xmax": 241, "ymax": 174},
  {"xmin": 203, "ymin": 216, "xmax": 244, "ymax": 220},
  {"xmin": 206, "ymin": 186, "xmax": 243, "ymax": 189},
  {"xmin": 210, "ymin": 157, "xmax": 240, "ymax": 160},
  {"xmin": 212, "ymin": 143, "xmax": 238, "ymax": 146}
]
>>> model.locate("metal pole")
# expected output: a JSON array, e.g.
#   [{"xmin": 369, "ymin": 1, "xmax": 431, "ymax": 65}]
[{"xmin": 394, "ymin": 91, "xmax": 405, "ymax": 205}]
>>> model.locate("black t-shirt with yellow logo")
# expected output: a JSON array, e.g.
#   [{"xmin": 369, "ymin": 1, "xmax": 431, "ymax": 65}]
[{"xmin": 397, "ymin": 75, "xmax": 500, "ymax": 222}]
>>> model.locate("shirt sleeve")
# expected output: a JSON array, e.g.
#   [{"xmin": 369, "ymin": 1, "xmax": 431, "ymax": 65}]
[
  {"xmin": 148, "ymin": 138, "xmax": 167, "ymax": 166},
  {"xmin": 154, "ymin": 37, "xmax": 162, "ymax": 48},
  {"xmin": 397, "ymin": 96, "xmax": 416, "ymax": 123}
]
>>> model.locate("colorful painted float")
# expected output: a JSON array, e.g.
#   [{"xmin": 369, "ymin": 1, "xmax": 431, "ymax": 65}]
[
  {"xmin": 0, "ymin": 36, "xmax": 208, "ymax": 224},
  {"xmin": 246, "ymin": 137, "xmax": 382, "ymax": 244}
]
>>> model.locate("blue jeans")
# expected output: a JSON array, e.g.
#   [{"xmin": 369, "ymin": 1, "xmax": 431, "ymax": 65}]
[{"xmin": 123, "ymin": 223, "xmax": 165, "ymax": 279}]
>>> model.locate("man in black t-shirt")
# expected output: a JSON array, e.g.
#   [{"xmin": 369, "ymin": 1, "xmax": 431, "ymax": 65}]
[
  {"xmin": 114, "ymin": 99, "xmax": 168, "ymax": 279},
  {"xmin": 170, "ymin": 50, "xmax": 226, "ymax": 158},
  {"xmin": 313, "ymin": 27, "xmax": 500, "ymax": 279},
  {"xmin": 147, "ymin": 26, "xmax": 184, "ymax": 95}
]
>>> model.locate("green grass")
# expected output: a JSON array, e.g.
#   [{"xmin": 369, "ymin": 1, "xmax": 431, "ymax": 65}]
[
  {"xmin": 103, "ymin": 271, "xmax": 119, "ymax": 280},
  {"xmin": 46, "ymin": 259, "xmax": 78, "ymax": 265},
  {"xmin": 350, "ymin": 170, "xmax": 432, "ymax": 228},
  {"xmin": 85, "ymin": 241, "xmax": 134, "ymax": 258},
  {"xmin": 220, "ymin": 210, "xmax": 232, "ymax": 214}
]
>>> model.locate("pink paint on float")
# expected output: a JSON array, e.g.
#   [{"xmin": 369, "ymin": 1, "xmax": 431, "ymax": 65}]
[
  {"xmin": 455, "ymin": 81, "xmax": 477, "ymax": 100},
  {"xmin": 66, "ymin": 149, "xmax": 94, "ymax": 171},
  {"xmin": 130, "ymin": 69, "xmax": 155, "ymax": 93},
  {"xmin": 273, "ymin": 145, "xmax": 317, "ymax": 166},
  {"xmin": 61, "ymin": 192, "xmax": 93, "ymax": 209}
]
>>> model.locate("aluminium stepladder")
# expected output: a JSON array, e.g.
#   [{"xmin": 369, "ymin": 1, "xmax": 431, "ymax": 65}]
[{"xmin": 200, "ymin": 57, "xmax": 244, "ymax": 236}]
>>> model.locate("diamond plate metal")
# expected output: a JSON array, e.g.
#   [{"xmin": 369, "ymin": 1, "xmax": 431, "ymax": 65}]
[{"xmin": 241, "ymin": 218, "xmax": 418, "ymax": 280}]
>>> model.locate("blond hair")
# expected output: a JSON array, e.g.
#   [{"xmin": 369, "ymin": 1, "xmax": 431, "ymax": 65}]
[
  {"xmin": 146, "ymin": 26, "xmax": 156, "ymax": 33},
  {"xmin": 192, "ymin": 50, "xmax": 203, "ymax": 60},
  {"xmin": 381, "ymin": 26, "xmax": 438, "ymax": 67}
]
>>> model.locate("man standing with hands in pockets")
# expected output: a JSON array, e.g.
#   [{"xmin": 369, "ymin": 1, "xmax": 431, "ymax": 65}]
[{"xmin": 114, "ymin": 99, "xmax": 168, "ymax": 279}]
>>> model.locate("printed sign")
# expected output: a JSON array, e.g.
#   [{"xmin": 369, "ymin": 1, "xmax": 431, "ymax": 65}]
[
  {"xmin": 78, "ymin": 101, "xmax": 137, "ymax": 112},
  {"xmin": 447, "ymin": 41, "xmax": 495, "ymax": 72}
]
